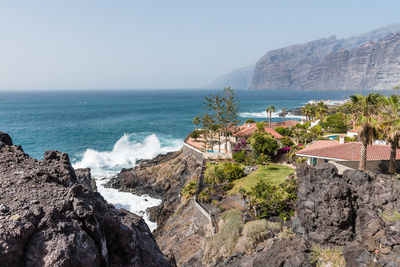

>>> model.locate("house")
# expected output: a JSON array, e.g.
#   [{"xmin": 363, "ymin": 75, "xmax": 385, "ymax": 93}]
[
  {"xmin": 232, "ymin": 123, "xmax": 283, "ymax": 143},
  {"xmin": 269, "ymin": 120, "xmax": 299, "ymax": 128},
  {"xmin": 296, "ymin": 139, "xmax": 400, "ymax": 172},
  {"xmin": 347, "ymin": 128, "xmax": 358, "ymax": 138}
]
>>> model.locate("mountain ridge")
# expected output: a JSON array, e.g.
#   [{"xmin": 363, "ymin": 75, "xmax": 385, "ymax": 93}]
[{"xmin": 209, "ymin": 23, "xmax": 400, "ymax": 90}]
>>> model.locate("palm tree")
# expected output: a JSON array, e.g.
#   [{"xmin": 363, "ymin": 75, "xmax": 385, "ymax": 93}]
[
  {"xmin": 380, "ymin": 95, "xmax": 400, "ymax": 174},
  {"xmin": 193, "ymin": 115, "xmax": 201, "ymax": 130},
  {"xmin": 266, "ymin": 105, "xmax": 276, "ymax": 127},
  {"xmin": 281, "ymin": 108, "xmax": 288, "ymax": 121},
  {"xmin": 315, "ymin": 101, "xmax": 328, "ymax": 121},
  {"xmin": 350, "ymin": 93, "xmax": 382, "ymax": 171}
]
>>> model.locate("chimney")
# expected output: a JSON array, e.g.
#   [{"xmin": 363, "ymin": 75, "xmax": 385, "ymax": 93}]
[{"xmin": 339, "ymin": 135, "xmax": 345, "ymax": 144}]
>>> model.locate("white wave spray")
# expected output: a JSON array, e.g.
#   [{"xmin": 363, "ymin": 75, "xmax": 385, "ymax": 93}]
[
  {"xmin": 240, "ymin": 109, "xmax": 305, "ymax": 120},
  {"xmin": 72, "ymin": 133, "xmax": 182, "ymax": 231}
]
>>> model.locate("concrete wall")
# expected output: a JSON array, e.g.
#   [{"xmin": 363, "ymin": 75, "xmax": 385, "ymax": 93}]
[
  {"xmin": 338, "ymin": 160, "xmax": 400, "ymax": 173},
  {"xmin": 182, "ymin": 143, "xmax": 203, "ymax": 163}
]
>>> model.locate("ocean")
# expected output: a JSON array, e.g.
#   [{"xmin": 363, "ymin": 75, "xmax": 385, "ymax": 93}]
[{"xmin": 0, "ymin": 89, "xmax": 364, "ymax": 229}]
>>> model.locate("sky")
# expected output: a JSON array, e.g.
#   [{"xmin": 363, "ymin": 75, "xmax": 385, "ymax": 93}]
[{"xmin": 1, "ymin": 0, "xmax": 400, "ymax": 90}]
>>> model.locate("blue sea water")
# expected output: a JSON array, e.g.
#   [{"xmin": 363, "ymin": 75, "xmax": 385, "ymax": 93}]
[
  {"xmin": 0, "ymin": 88, "xmax": 368, "ymax": 230},
  {"xmin": 0, "ymin": 89, "xmax": 364, "ymax": 174}
]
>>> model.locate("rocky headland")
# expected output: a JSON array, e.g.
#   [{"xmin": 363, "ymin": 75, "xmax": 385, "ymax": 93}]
[{"xmin": 0, "ymin": 132, "xmax": 171, "ymax": 266}]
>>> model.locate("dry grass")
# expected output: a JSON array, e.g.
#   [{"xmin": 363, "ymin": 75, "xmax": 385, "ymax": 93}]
[
  {"xmin": 203, "ymin": 209, "xmax": 243, "ymax": 262},
  {"xmin": 310, "ymin": 245, "xmax": 346, "ymax": 267},
  {"xmin": 238, "ymin": 219, "xmax": 280, "ymax": 251},
  {"xmin": 382, "ymin": 210, "xmax": 400, "ymax": 223}
]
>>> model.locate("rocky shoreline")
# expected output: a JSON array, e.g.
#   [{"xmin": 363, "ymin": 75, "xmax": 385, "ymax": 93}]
[{"xmin": 0, "ymin": 132, "xmax": 171, "ymax": 266}]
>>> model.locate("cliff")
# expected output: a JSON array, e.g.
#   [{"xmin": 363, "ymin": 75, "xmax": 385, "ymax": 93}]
[
  {"xmin": 0, "ymin": 132, "xmax": 171, "ymax": 267},
  {"xmin": 210, "ymin": 23, "xmax": 400, "ymax": 91}
]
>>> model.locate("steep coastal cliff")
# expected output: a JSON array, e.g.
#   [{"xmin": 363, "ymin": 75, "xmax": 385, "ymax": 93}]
[
  {"xmin": 0, "ymin": 132, "xmax": 171, "ymax": 267},
  {"xmin": 210, "ymin": 23, "xmax": 400, "ymax": 91}
]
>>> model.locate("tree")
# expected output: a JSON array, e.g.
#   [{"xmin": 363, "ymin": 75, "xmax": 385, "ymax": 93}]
[
  {"xmin": 319, "ymin": 113, "xmax": 348, "ymax": 133},
  {"xmin": 380, "ymin": 95, "xmax": 400, "ymax": 174},
  {"xmin": 315, "ymin": 101, "xmax": 328, "ymax": 121},
  {"xmin": 281, "ymin": 108, "xmax": 288, "ymax": 121},
  {"xmin": 192, "ymin": 115, "xmax": 201, "ymax": 130},
  {"xmin": 350, "ymin": 93, "xmax": 382, "ymax": 171},
  {"xmin": 266, "ymin": 105, "xmax": 276, "ymax": 127},
  {"xmin": 203, "ymin": 87, "xmax": 240, "ymax": 152},
  {"xmin": 245, "ymin": 119, "xmax": 256, "ymax": 123},
  {"xmin": 249, "ymin": 132, "xmax": 279, "ymax": 159},
  {"xmin": 275, "ymin": 126, "xmax": 292, "ymax": 136},
  {"xmin": 201, "ymin": 114, "xmax": 215, "ymax": 151}
]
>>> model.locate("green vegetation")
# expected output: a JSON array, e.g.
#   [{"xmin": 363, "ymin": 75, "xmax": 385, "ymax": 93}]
[
  {"xmin": 203, "ymin": 209, "xmax": 243, "ymax": 262},
  {"xmin": 266, "ymin": 105, "xmax": 276, "ymax": 127},
  {"xmin": 310, "ymin": 245, "xmax": 346, "ymax": 267},
  {"xmin": 246, "ymin": 178, "xmax": 297, "ymax": 219},
  {"xmin": 190, "ymin": 129, "xmax": 201, "ymax": 140},
  {"xmin": 275, "ymin": 126, "xmax": 292, "ymax": 136},
  {"xmin": 181, "ymin": 181, "xmax": 197, "ymax": 198},
  {"xmin": 205, "ymin": 162, "xmax": 244, "ymax": 184},
  {"xmin": 232, "ymin": 150, "xmax": 246, "ymax": 163},
  {"xmin": 245, "ymin": 119, "xmax": 255, "ymax": 123},
  {"xmin": 319, "ymin": 112, "xmax": 347, "ymax": 133},
  {"xmin": 231, "ymin": 164, "xmax": 294, "ymax": 193},
  {"xmin": 248, "ymin": 132, "xmax": 279, "ymax": 159},
  {"xmin": 382, "ymin": 210, "xmax": 400, "ymax": 222}
]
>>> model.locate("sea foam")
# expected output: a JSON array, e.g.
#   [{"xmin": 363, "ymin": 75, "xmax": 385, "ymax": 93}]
[
  {"xmin": 240, "ymin": 110, "xmax": 305, "ymax": 120},
  {"xmin": 72, "ymin": 133, "xmax": 182, "ymax": 231}
]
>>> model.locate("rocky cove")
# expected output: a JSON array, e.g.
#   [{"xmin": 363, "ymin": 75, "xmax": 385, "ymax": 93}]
[{"xmin": 1, "ymin": 132, "xmax": 400, "ymax": 266}]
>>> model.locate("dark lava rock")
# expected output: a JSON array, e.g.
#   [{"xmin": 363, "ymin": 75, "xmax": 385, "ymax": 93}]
[
  {"xmin": 0, "ymin": 133, "xmax": 171, "ymax": 267},
  {"xmin": 0, "ymin": 132, "xmax": 12, "ymax": 146},
  {"xmin": 296, "ymin": 163, "xmax": 400, "ymax": 267},
  {"xmin": 106, "ymin": 149, "xmax": 202, "ymax": 231}
]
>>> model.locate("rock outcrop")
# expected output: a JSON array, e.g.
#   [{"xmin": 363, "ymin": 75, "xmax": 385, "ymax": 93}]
[
  {"xmin": 106, "ymin": 149, "xmax": 202, "ymax": 231},
  {"xmin": 0, "ymin": 132, "xmax": 171, "ymax": 266},
  {"xmin": 296, "ymin": 163, "xmax": 400, "ymax": 266}
]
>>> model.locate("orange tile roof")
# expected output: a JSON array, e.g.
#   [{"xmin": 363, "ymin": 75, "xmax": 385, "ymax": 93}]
[
  {"xmin": 348, "ymin": 128, "xmax": 358, "ymax": 133},
  {"xmin": 233, "ymin": 123, "xmax": 283, "ymax": 139},
  {"xmin": 270, "ymin": 120, "xmax": 299, "ymax": 128},
  {"xmin": 296, "ymin": 140, "xmax": 400, "ymax": 161}
]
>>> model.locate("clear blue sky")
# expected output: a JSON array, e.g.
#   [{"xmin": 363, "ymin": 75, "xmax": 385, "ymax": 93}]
[{"xmin": 1, "ymin": 0, "xmax": 399, "ymax": 90}]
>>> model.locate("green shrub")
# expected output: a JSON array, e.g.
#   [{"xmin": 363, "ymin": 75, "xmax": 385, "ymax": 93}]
[
  {"xmin": 280, "ymin": 136, "xmax": 294, "ymax": 147},
  {"xmin": 275, "ymin": 126, "xmax": 292, "ymax": 136},
  {"xmin": 233, "ymin": 150, "xmax": 247, "ymax": 163},
  {"xmin": 205, "ymin": 166, "xmax": 226, "ymax": 184},
  {"xmin": 181, "ymin": 181, "xmax": 197, "ymax": 198},
  {"xmin": 310, "ymin": 245, "xmax": 345, "ymax": 267},
  {"xmin": 222, "ymin": 162, "xmax": 245, "ymax": 182},
  {"xmin": 222, "ymin": 183, "xmax": 234, "ymax": 191},
  {"xmin": 190, "ymin": 129, "xmax": 201, "ymax": 140},
  {"xmin": 248, "ymin": 132, "xmax": 279, "ymax": 159},
  {"xmin": 245, "ymin": 119, "xmax": 256, "ymax": 123},
  {"xmin": 199, "ymin": 190, "xmax": 210, "ymax": 203},
  {"xmin": 345, "ymin": 136, "xmax": 357, "ymax": 142}
]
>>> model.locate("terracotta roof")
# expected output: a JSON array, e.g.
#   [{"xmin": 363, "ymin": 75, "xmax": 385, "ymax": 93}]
[
  {"xmin": 296, "ymin": 140, "xmax": 400, "ymax": 161},
  {"xmin": 348, "ymin": 129, "xmax": 358, "ymax": 133},
  {"xmin": 233, "ymin": 123, "xmax": 283, "ymax": 139},
  {"xmin": 269, "ymin": 120, "xmax": 299, "ymax": 128}
]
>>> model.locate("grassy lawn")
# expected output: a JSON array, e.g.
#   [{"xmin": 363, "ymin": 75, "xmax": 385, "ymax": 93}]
[{"xmin": 230, "ymin": 164, "xmax": 294, "ymax": 194}]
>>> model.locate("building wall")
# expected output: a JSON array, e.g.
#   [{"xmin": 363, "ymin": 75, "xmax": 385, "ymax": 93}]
[{"xmin": 338, "ymin": 160, "xmax": 400, "ymax": 173}]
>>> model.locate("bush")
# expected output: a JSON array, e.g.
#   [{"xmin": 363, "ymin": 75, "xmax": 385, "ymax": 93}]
[
  {"xmin": 319, "ymin": 113, "xmax": 347, "ymax": 133},
  {"xmin": 345, "ymin": 136, "xmax": 357, "ymax": 142},
  {"xmin": 205, "ymin": 165, "xmax": 226, "ymax": 184},
  {"xmin": 245, "ymin": 119, "xmax": 256, "ymax": 123},
  {"xmin": 181, "ymin": 181, "xmax": 197, "ymax": 198},
  {"xmin": 275, "ymin": 126, "xmax": 292, "ymax": 136},
  {"xmin": 222, "ymin": 162, "xmax": 245, "ymax": 182},
  {"xmin": 199, "ymin": 190, "xmax": 210, "ymax": 203},
  {"xmin": 190, "ymin": 129, "xmax": 201, "ymax": 140},
  {"xmin": 280, "ymin": 136, "xmax": 294, "ymax": 147},
  {"xmin": 233, "ymin": 150, "xmax": 247, "ymax": 163},
  {"xmin": 222, "ymin": 183, "xmax": 234, "ymax": 191},
  {"xmin": 247, "ymin": 178, "xmax": 297, "ymax": 219},
  {"xmin": 249, "ymin": 132, "xmax": 279, "ymax": 159}
]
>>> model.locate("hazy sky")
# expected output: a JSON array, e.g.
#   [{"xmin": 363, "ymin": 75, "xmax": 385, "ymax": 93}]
[{"xmin": 1, "ymin": 0, "xmax": 400, "ymax": 90}]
